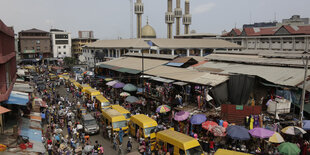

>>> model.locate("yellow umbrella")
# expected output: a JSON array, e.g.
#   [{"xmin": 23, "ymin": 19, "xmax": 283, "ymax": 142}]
[{"xmin": 269, "ymin": 132, "xmax": 285, "ymax": 143}]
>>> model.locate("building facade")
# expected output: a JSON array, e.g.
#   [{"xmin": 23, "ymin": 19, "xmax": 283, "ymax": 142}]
[
  {"xmin": 221, "ymin": 25, "xmax": 310, "ymax": 51},
  {"xmin": 18, "ymin": 28, "xmax": 51, "ymax": 59},
  {"xmin": 0, "ymin": 20, "xmax": 17, "ymax": 102},
  {"xmin": 78, "ymin": 31, "xmax": 94, "ymax": 38},
  {"xmin": 281, "ymin": 15, "xmax": 310, "ymax": 26},
  {"xmin": 50, "ymin": 29, "xmax": 72, "ymax": 58},
  {"xmin": 72, "ymin": 38, "xmax": 97, "ymax": 59},
  {"xmin": 82, "ymin": 38, "xmax": 241, "ymax": 67}
]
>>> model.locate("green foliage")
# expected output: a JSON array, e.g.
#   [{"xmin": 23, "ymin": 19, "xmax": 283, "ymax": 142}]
[{"xmin": 63, "ymin": 57, "xmax": 76, "ymax": 66}]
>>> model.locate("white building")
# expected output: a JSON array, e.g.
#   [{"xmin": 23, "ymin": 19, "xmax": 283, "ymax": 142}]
[{"xmin": 50, "ymin": 29, "xmax": 72, "ymax": 58}]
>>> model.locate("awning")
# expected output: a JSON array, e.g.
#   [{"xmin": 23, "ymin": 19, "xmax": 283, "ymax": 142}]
[
  {"xmin": 173, "ymin": 81, "xmax": 188, "ymax": 86},
  {"xmin": 166, "ymin": 62, "xmax": 184, "ymax": 67},
  {"xmin": 116, "ymin": 68, "xmax": 141, "ymax": 74},
  {"xmin": 151, "ymin": 77, "xmax": 174, "ymax": 83},
  {"xmin": 6, "ymin": 91, "xmax": 29, "ymax": 106},
  {"xmin": 0, "ymin": 106, "xmax": 11, "ymax": 114},
  {"xmin": 140, "ymin": 75, "xmax": 154, "ymax": 79},
  {"xmin": 99, "ymin": 64, "xmax": 114, "ymax": 69},
  {"xmin": 96, "ymin": 75, "xmax": 106, "ymax": 79}
]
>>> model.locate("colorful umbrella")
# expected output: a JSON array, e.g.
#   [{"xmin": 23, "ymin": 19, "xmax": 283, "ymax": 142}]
[
  {"xmin": 202, "ymin": 121, "xmax": 218, "ymax": 130},
  {"xmin": 249, "ymin": 127, "xmax": 275, "ymax": 139},
  {"xmin": 277, "ymin": 142, "xmax": 300, "ymax": 155},
  {"xmin": 226, "ymin": 125, "xmax": 250, "ymax": 140},
  {"xmin": 211, "ymin": 126, "xmax": 226, "ymax": 137},
  {"xmin": 281, "ymin": 126, "xmax": 306, "ymax": 135},
  {"xmin": 106, "ymin": 80, "xmax": 119, "ymax": 86},
  {"xmin": 120, "ymin": 92, "xmax": 131, "ymax": 97},
  {"xmin": 190, "ymin": 114, "xmax": 207, "ymax": 125},
  {"xmin": 123, "ymin": 84, "xmax": 137, "ymax": 92},
  {"xmin": 113, "ymin": 82, "xmax": 125, "ymax": 88},
  {"xmin": 269, "ymin": 132, "xmax": 285, "ymax": 143},
  {"xmin": 156, "ymin": 105, "xmax": 171, "ymax": 113},
  {"xmin": 125, "ymin": 96, "xmax": 139, "ymax": 103},
  {"xmin": 174, "ymin": 111, "xmax": 190, "ymax": 121}
]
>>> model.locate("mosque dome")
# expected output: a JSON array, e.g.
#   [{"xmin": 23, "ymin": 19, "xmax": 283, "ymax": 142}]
[{"xmin": 141, "ymin": 22, "xmax": 156, "ymax": 38}]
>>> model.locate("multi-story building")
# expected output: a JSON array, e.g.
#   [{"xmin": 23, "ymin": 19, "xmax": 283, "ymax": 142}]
[
  {"xmin": 50, "ymin": 29, "xmax": 72, "ymax": 58},
  {"xmin": 281, "ymin": 15, "xmax": 310, "ymax": 26},
  {"xmin": 18, "ymin": 28, "xmax": 51, "ymax": 59},
  {"xmin": 72, "ymin": 31, "xmax": 97, "ymax": 60},
  {"xmin": 0, "ymin": 20, "xmax": 17, "ymax": 102},
  {"xmin": 221, "ymin": 25, "xmax": 310, "ymax": 51}
]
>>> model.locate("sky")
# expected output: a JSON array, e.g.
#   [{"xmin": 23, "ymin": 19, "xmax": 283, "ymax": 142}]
[{"xmin": 0, "ymin": 0, "xmax": 309, "ymax": 39}]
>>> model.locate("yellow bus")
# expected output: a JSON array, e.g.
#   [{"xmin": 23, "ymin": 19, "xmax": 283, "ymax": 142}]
[
  {"xmin": 95, "ymin": 95, "xmax": 111, "ymax": 110},
  {"xmin": 111, "ymin": 105, "xmax": 131, "ymax": 120},
  {"xmin": 73, "ymin": 82, "xmax": 81, "ymax": 89},
  {"xmin": 101, "ymin": 109, "xmax": 128, "ymax": 134},
  {"xmin": 85, "ymin": 88, "xmax": 101, "ymax": 101},
  {"xmin": 129, "ymin": 114, "xmax": 157, "ymax": 140},
  {"xmin": 156, "ymin": 129, "xmax": 203, "ymax": 155},
  {"xmin": 79, "ymin": 84, "xmax": 91, "ymax": 93}
]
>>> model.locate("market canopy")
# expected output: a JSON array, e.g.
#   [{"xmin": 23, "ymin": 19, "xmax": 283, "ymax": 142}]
[{"xmin": 6, "ymin": 91, "xmax": 29, "ymax": 106}]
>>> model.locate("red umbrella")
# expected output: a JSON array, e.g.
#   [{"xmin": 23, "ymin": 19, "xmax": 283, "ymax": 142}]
[
  {"xmin": 211, "ymin": 126, "xmax": 227, "ymax": 137},
  {"xmin": 202, "ymin": 121, "xmax": 218, "ymax": 130}
]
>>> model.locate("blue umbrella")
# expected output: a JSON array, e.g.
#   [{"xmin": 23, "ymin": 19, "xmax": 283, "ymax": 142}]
[
  {"xmin": 227, "ymin": 125, "xmax": 250, "ymax": 140},
  {"xmin": 125, "ymin": 96, "xmax": 139, "ymax": 103},
  {"xmin": 303, "ymin": 120, "xmax": 310, "ymax": 130},
  {"xmin": 123, "ymin": 84, "xmax": 137, "ymax": 92},
  {"xmin": 190, "ymin": 114, "xmax": 207, "ymax": 125}
]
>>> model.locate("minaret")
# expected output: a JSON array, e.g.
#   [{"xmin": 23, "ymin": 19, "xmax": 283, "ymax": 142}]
[
  {"xmin": 135, "ymin": 0, "xmax": 144, "ymax": 38},
  {"xmin": 174, "ymin": 0, "xmax": 182, "ymax": 36},
  {"xmin": 183, "ymin": 0, "xmax": 192, "ymax": 34},
  {"xmin": 165, "ymin": 0, "xmax": 174, "ymax": 38}
]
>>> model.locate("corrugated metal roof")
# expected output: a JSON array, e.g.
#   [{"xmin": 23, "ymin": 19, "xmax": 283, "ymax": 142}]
[
  {"xmin": 166, "ymin": 62, "xmax": 184, "ymax": 67},
  {"xmin": 97, "ymin": 57, "xmax": 168, "ymax": 72},
  {"xmin": 195, "ymin": 61, "xmax": 310, "ymax": 89},
  {"xmin": 124, "ymin": 53, "xmax": 177, "ymax": 60},
  {"xmin": 144, "ymin": 65, "xmax": 228, "ymax": 86},
  {"xmin": 205, "ymin": 53, "xmax": 308, "ymax": 68}
]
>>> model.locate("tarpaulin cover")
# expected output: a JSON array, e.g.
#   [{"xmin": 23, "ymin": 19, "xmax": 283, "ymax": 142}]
[
  {"xmin": 228, "ymin": 75, "xmax": 255, "ymax": 105},
  {"xmin": 6, "ymin": 91, "xmax": 29, "ymax": 106}
]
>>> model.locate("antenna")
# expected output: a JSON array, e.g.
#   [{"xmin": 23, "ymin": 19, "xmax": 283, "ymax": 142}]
[{"xmin": 130, "ymin": 0, "xmax": 133, "ymax": 39}]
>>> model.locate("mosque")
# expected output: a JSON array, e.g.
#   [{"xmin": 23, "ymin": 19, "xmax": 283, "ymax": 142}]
[{"xmin": 135, "ymin": 0, "xmax": 191, "ymax": 39}]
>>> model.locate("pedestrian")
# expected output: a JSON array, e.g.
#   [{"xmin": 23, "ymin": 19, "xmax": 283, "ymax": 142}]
[
  {"xmin": 47, "ymin": 142, "xmax": 53, "ymax": 155},
  {"xmin": 119, "ymin": 128, "xmax": 124, "ymax": 144},
  {"xmin": 98, "ymin": 144, "xmax": 104, "ymax": 154},
  {"xmin": 113, "ymin": 133, "xmax": 118, "ymax": 150},
  {"xmin": 127, "ymin": 137, "xmax": 132, "ymax": 153}
]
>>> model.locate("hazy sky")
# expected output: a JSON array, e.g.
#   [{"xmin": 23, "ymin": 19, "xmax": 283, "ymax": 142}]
[{"xmin": 0, "ymin": 0, "xmax": 309, "ymax": 39}]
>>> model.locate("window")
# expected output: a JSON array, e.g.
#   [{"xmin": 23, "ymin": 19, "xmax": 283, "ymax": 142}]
[
  {"xmin": 63, "ymin": 45, "xmax": 66, "ymax": 49},
  {"xmin": 58, "ymin": 52, "xmax": 61, "ymax": 55},
  {"xmin": 55, "ymin": 34, "xmax": 68, "ymax": 39},
  {"xmin": 64, "ymin": 52, "xmax": 66, "ymax": 55},
  {"xmin": 36, "ymin": 40, "xmax": 40, "ymax": 44},
  {"xmin": 58, "ymin": 46, "xmax": 61, "ymax": 49},
  {"xmin": 32, "ymin": 47, "xmax": 35, "ymax": 50},
  {"xmin": 56, "ymin": 40, "xmax": 69, "ymax": 44},
  {"xmin": 36, "ymin": 46, "xmax": 40, "ymax": 51}
]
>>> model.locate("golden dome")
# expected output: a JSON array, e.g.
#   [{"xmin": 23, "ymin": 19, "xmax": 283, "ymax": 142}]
[{"xmin": 142, "ymin": 23, "xmax": 156, "ymax": 38}]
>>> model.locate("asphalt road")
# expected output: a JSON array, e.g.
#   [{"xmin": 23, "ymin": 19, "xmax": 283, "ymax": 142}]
[{"xmin": 55, "ymin": 85, "xmax": 140, "ymax": 155}]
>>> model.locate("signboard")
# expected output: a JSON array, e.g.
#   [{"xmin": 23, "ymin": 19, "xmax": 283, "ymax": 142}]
[
  {"xmin": 236, "ymin": 105, "xmax": 243, "ymax": 110},
  {"xmin": 23, "ymin": 50, "xmax": 35, "ymax": 54}
]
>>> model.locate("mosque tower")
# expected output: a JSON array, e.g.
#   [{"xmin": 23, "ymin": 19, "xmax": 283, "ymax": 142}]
[
  {"xmin": 165, "ymin": 0, "xmax": 174, "ymax": 38},
  {"xmin": 134, "ymin": 0, "xmax": 144, "ymax": 38},
  {"xmin": 183, "ymin": 0, "xmax": 192, "ymax": 34},
  {"xmin": 174, "ymin": 0, "xmax": 182, "ymax": 36}
]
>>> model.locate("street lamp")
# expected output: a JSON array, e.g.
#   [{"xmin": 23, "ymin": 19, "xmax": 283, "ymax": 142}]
[{"xmin": 300, "ymin": 51, "xmax": 309, "ymax": 127}]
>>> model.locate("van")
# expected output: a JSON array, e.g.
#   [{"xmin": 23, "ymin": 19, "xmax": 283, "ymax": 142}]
[
  {"xmin": 95, "ymin": 95, "xmax": 111, "ymax": 110},
  {"xmin": 82, "ymin": 114, "xmax": 99, "ymax": 134},
  {"xmin": 79, "ymin": 84, "xmax": 91, "ymax": 93},
  {"xmin": 101, "ymin": 109, "xmax": 128, "ymax": 134},
  {"xmin": 111, "ymin": 105, "xmax": 131, "ymax": 120},
  {"xmin": 156, "ymin": 129, "xmax": 203, "ymax": 155},
  {"xmin": 129, "ymin": 114, "xmax": 158, "ymax": 140}
]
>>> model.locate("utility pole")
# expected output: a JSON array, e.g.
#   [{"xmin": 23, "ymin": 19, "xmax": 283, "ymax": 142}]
[
  {"xmin": 130, "ymin": 0, "xmax": 133, "ymax": 39},
  {"xmin": 301, "ymin": 53, "xmax": 309, "ymax": 127}
]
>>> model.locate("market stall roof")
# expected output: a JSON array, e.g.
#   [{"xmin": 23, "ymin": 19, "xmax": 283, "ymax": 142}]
[
  {"xmin": 97, "ymin": 57, "xmax": 169, "ymax": 74},
  {"xmin": 13, "ymin": 83, "xmax": 34, "ymax": 93},
  {"xmin": 6, "ymin": 91, "xmax": 29, "ymax": 106},
  {"xmin": 144, "ymin": 65, "xmax": 228, "ymax": 86},
  {"xmin": 194, "ymin": 61, "xmax": 310, "ymax": 90},
  {"xmin": 0, "ymin": 106, "xmax": 11, "ymax": 114}
]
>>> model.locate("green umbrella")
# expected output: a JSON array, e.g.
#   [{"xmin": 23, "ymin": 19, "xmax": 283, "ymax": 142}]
[
  {"xmin": 277, "ymin": 142, "xmax": 300, "ymax": 155},
  {"xmin": 123, "ymin": 84, "xmax": 137, "ymax": 92}
]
